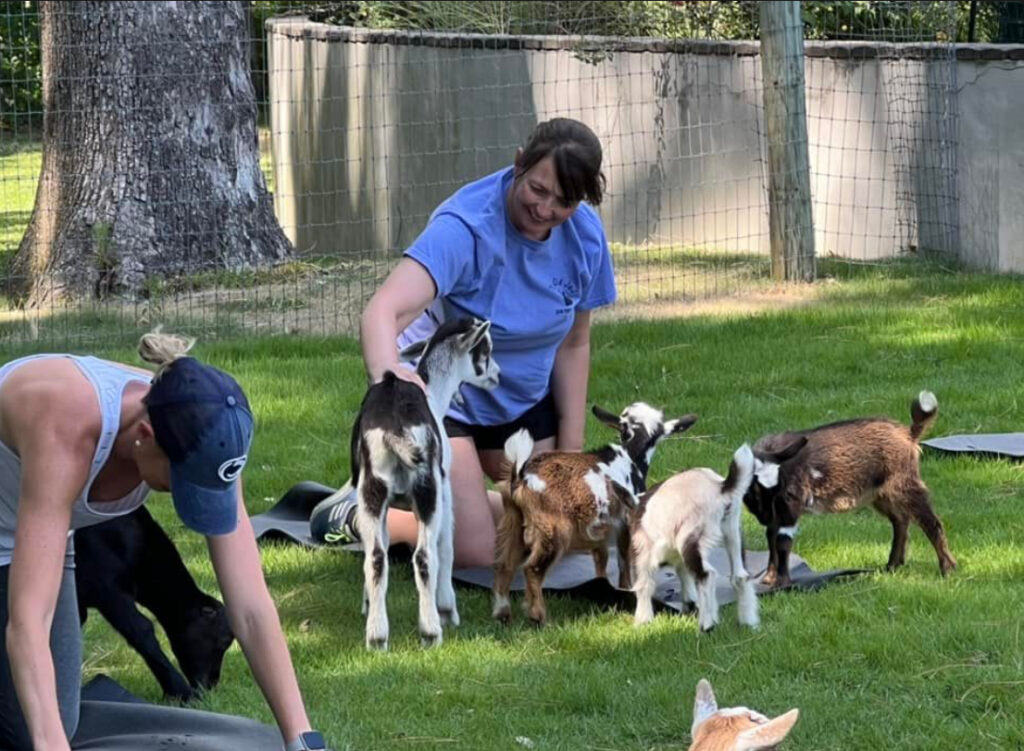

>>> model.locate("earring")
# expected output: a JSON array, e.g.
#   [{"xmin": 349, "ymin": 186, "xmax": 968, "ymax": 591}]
[{"xmin": 134, "ymin": 440, "xmax": 141, "ymax": 448}]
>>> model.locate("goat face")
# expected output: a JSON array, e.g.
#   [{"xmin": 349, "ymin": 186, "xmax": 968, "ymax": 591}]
[
  {"xmin": 742, "ymin": 434, "xmax": 809, "ymax": 526},
  {"xmin": 592, "ymin": 402, "xmax": 698, "ymax": 477},
  {"xmin": 168, "ymin": 597, "xmax": 234, "ymax": 691},
  {"xmin": 689, "ymin": 679, "xmax": 799, "ymax": 751},
  {"xmin": 399, "ymin": 316, "xmax": 500, "ymax": 400}
]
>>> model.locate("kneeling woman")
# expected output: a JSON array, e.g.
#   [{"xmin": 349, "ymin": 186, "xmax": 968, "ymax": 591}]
[{"xmin": 0, "ymin": 331, "xmax": 328, "ymax": 751}]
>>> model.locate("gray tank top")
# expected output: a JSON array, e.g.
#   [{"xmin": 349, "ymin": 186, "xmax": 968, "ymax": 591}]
[{"xmin": 0, "ymin": 354, "xmax": 152, "ymax": 567}]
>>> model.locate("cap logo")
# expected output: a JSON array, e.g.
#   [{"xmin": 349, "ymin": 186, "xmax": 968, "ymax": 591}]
[{"xmin": 218, "ymin": 455, "xmax": 248, "ymax": 483}]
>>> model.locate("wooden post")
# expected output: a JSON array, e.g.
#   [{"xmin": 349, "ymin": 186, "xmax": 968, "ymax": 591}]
[{"xmin": 760, "ymin": 1, "xmax": 815, "ymax": 281}]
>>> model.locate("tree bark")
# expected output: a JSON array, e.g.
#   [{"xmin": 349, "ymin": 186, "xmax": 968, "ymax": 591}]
[
  {"xmin": 759, "ymin": 0, "xmax": 816, "ymax": 282},
  {"xmin": 12, "ymin": 1, "xmax": 291, "ymax": 307}
]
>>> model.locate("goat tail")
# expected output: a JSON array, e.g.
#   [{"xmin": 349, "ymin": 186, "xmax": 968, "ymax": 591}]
[
  {"xmin": 910, "ymin": 390, "xmax": 939, "ymax": 442},
  {"xmin": 382, "ymin": 431, "xmax": 425, "ymax": 469},
  {"xmin": 722, "ymin": 443, "xmax": 755, "ymax": 506},
  {"xmin": 503, "ymin": 428, "xmax": 535, "ymax": 484}
]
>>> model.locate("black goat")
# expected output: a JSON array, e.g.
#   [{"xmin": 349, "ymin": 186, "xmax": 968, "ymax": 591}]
[{"xmin": 74, "ymin": 505, "xmax": 234, "ymax": 702}]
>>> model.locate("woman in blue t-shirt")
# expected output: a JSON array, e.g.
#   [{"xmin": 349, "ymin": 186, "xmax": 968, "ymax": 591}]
[{"xmin": 335, "ymin": 118, "xmax": 618, "ymax": 568}]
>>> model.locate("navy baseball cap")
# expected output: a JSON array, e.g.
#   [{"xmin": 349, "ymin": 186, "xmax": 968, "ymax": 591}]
[{"xmin": 145, "ymin": 357, "xmax": 254, "ymax": 536}]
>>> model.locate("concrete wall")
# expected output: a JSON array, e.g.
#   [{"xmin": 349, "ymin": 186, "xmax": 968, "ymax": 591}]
[
  {"xmin": 956, "ymin": 52, "xmax": 1024, "ymax": 272},
  {"xmin": 266, "ymin": 19, "xmax": 1023, "ymax": 272}
]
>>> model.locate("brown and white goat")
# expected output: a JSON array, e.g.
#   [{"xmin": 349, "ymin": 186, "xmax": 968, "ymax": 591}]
[
  {"xmin": 743, "ymin": 390, "xmax": 957, "ymax": 589},
  {"xmin": 350, "ymin": 317, "xmax": 499, "ymax": 650},
  {"xmin": 689, "ymin": 679, "xmax": 799, "ymax": 751},
  {"xmin": 631, "ymin": 443, "xmax": 759, "ymax": 632},
  {"xmin": 493, "ymin": 402, "xmax": 698, "ymax": 626}
]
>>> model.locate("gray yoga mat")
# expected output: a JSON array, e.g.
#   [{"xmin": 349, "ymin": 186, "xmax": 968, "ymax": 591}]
[
  {"xmin": 251, "ymin": 480, "xmax": 346, "ymax": 548},
  {"xmin": 922, "ymin": 433, "xmax": 1024, "ymax": 460},
  {"xmin": 452, "ymin": 546, "xmax": 866, "ymax": 614},
  {"xmin": 65, "ymin": 675, "xmax": 282, "ymax": 750},
  {"xmin": 252, "ymin": 482, "xmax": 868, "ymax": 613}
]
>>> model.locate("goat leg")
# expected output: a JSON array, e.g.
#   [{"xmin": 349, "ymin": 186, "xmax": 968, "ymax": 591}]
[
  {"xmin": 412, "ymin": 475, "xmax": 443, "ymax": 648},
  {"xmin": 773, "ymin": 524, "xmax": 797, "ymax": 590},
  {"xmin": 523, "ymin": 545, "xmax": 559, "ymax": 627},
  {"xmin": 492, "ymin": 504, "xmax": 527, "ymax": 623},
  {"xmin": 905, "ymin": 484, "xmax": 958, "ymax": 576},
  {"xmin": 356, "ymin": 489, "xmax": 390, "ymax": 651},
  {"xmin": 435, "ymin": 475, "xmax": 460, "ymax": 629},
  {"xmin": 761, "ymin": 525, "xmax": 780, "ymax": 588},
  {"xmin": 723, "ymin": 516, "xmax": 759, "ymax": 628},
  {"xmin": 616, "ymin": 523, "xmax": 633, "ymax": 590},
  {"xmin": 95, "ymin": 593, "xmax": 195, "ymax": 702},
  {"xmin": 592, "ymin": 546, "xmax": 609, "ymax": 582}
]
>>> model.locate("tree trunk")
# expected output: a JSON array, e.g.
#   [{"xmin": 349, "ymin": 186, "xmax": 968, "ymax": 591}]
[
  {"xmin": 12, "ymin": 1, "xmax": 291, "ymax": 308},
  {"xmin": 759, "ymin": 0, "xmax": 815, "ymax": 282}
]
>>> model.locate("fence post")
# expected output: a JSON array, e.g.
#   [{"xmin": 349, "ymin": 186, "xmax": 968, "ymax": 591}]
[{"xmin": 759, "ymin": 0, "xmax": 815, "ymax": 282}]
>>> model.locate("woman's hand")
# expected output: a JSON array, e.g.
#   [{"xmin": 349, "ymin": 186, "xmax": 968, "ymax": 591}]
[
  {"xmin": 360, "ymin": 258, "xmax": 438, "ymax": 387},
  {"xmin": 206, "ymin": 483, "xmax": 318, "ymax": 746}
]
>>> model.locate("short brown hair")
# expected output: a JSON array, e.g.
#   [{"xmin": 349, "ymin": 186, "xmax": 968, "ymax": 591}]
[{"xmin": 516, "ymin": 118, "xmax": 606, "ymax": 206}]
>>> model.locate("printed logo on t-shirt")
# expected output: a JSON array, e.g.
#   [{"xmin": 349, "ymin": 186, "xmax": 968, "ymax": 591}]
[{"xmin": 549, "ymin": 277, "xmax": 578, "ymax": 314}]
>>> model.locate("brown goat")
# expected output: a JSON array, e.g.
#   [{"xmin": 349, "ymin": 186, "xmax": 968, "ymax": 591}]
[
  {"xmin": 743, "ymin": 390, "xmax": 957, "ymax": 589},
  {"xmin": 689, "ymin": 679, "xmax": 799, "ymax": 751},
  {"xmin": 492, "ymin": 403, "xmax": 697, "ymax": 626}
]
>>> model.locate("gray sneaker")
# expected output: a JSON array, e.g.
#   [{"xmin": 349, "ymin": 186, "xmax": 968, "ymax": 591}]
[{"xmin": 310, "ymin": 483, "xmax": 359, "ymax": 545}]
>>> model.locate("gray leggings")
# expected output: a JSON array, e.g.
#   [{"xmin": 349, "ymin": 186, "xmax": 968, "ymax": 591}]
[{"xmin": 0, "ymin": 563, "xmax": 82, "ymax": 751}]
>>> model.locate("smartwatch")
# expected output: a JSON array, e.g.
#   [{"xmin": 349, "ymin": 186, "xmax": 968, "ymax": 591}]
[{"xmin": 286, "ymin": 730, "xmax": 327, "ymax": 751}]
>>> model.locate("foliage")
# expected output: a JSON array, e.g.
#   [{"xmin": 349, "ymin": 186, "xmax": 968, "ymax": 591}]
[{"xmin": 0, "ymin": 1, "xmax": 41, "ymax": 133}]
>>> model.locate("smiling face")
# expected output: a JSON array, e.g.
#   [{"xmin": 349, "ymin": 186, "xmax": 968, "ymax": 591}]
[{"xmin": 506, "ymin": 153, "xmax": 580, "ymax": 241}]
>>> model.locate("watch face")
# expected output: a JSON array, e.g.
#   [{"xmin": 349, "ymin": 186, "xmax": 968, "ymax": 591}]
[{"xmin": 301, "ymin": 731, "xmax": 327, "ymax": 749}]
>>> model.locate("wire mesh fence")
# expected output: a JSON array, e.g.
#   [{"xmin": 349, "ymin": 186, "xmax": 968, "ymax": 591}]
[{"xmin": 0, "ymin": 1, "xmax": 998, "ymax": 350}]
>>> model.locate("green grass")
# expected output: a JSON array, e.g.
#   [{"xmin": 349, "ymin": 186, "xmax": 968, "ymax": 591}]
[
  {"xmin": 0, "ymin": 137, "xmax": 41, "ymax": 272},
  {"xmin": 42, "ymin": 265, "xmax": 1022, "ymax": 751}
]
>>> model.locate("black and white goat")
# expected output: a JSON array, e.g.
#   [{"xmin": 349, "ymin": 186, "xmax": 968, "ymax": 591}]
[
  {"xmin": 349, "ymin": 317, "xmax": 499, "ymax": 649},
  {"xmin": 631, "ymin": 444, "xmax": 759, "ymax": 632},
  {"xmin": 743, "ymin": 390, "xmax": 957, "ymax": 589},
  {"xmin": 493, "ymin": 402, "xmax": 698, "ymax": 626}
]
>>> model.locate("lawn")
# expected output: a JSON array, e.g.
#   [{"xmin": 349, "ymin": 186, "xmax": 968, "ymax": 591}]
[{"xmin": 27, "ymin": 263, "xmax": 1020, "ymax": 751}]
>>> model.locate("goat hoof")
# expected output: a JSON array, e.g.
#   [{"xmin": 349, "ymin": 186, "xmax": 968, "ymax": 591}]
[
  {"xmin": 420, "ymin": 631, "xmax": 442, "ymax": 648},
  {"xmin": 940, "ymin": 557, "xmax": 957, "ymax": 576},
  {"xmin": 166, "ymin": 687, "xmax": 198, "ymax": 704},
  {"xmin": 440, "ymin": 608, "xmax": 460, "ymax": 627},
  {"xmin": 366, "ymin": 637, "xmax": 389, "ymax": 651},
  {"xmin": 492, "ymin": 606, "xmax": 511, "ymax": 624}
]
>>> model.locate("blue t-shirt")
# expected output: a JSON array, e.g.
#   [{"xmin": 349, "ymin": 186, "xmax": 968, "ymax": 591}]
[{"xmin": 397, "ymin": 166, "xmax": 618, "ymax": 426}]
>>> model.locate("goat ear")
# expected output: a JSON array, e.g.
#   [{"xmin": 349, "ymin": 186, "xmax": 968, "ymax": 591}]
[
  {"xmin": 771, "ymin": 435, "xmax": 808, "ymax": 463},
  {"xmin": 398, "ymin": 340, "xmax": 427, "ymax": 363},
  {"xmin": 735, "ymin": 709, "xmax": 800, "ymax": 750},
  {"xmin": 459, "ymin": 319, "xmax": 491, "ymax": 350},
  {"xmin": 665, "ymin": 413, "xmax": 698, "ymax": 436},
  {"xmin": 691, "ymin": 679, "xmax": 718, "ymax": 736},
  {"xmin": 592, "ymin": 404, "xmax": 620, "ymax": 429}
]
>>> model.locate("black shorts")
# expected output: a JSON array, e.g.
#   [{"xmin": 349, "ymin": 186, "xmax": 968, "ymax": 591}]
[{"xmin": 444, "ymin": 393, "xmax": 558, "ymax": 451}]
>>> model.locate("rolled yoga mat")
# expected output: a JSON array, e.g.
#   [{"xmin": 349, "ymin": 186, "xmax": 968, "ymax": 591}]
[{"xmin": 63, "ymin": 675, "xmax": 283, "ymax": 751}]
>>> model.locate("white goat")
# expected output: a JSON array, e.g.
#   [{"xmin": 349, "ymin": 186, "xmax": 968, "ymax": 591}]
[
  {"xmin": 631, "ymin": 444, "xmax": 759, "ymax": 632},
  {"xmin": 350, "ymin": 317, "xmax": 499, "ymax": 650}
]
